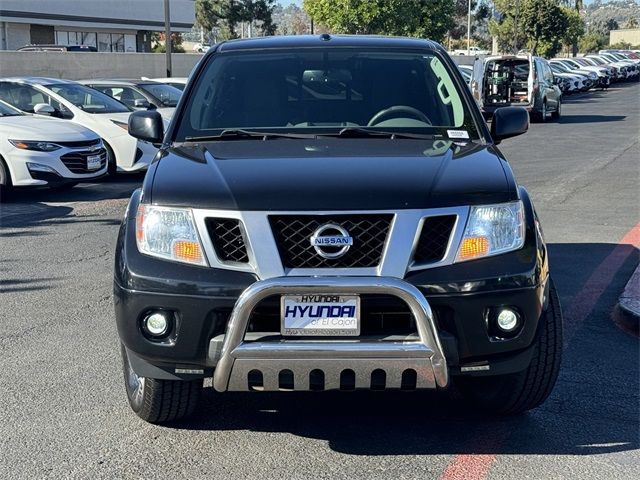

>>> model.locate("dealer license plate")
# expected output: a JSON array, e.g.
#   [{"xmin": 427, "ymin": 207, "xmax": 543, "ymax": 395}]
[
  {"xmin": 87, "ymin": 155, "xmax": 102, "ymax": 170},
  {"xmin": 281, "ymin": 294, "xmax": 360, "ymax": 336}
]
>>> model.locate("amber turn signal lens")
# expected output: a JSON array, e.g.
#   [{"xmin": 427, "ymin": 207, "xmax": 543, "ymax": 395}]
[
  {"xmin": 135, "ymin": 205, "xmax": 146, "ymax": 244},
  {"xmin": 173, "ymin": 240, "xmax": 203, "ymax": 263},
  {"xmin": 458, "ymin": 236, "xmax": 489, "ymax": 260}
]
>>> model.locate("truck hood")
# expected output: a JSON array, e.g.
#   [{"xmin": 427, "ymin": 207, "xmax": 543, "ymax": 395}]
[{"xmin": 150, "ymin": 138, "xmax": 516, "ymax": 211}]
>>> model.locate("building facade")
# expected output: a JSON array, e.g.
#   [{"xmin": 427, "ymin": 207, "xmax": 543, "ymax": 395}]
[
  {"xmin": 0, "ymin": 0, "xmax": 195, "ymax": 51},
  {"xmin": 609, "ymin": 29, "xmax": 640, "ymax": 48}
]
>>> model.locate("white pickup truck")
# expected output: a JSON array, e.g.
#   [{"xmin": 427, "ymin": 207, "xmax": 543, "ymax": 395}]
[{"xmin": 451, "ymin": 46, "xmax": 490, "ymax": 56}]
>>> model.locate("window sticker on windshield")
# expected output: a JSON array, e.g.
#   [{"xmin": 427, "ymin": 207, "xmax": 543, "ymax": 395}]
[{"xmin": 447, "ymin": 130, "xmax": 469, "ymax": 139}]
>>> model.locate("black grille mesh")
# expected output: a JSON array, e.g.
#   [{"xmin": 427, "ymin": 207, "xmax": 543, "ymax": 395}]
[
  {"xmin": 206, "ymin": 218, "xmax": 249, "ymax": 263},
  {"xmin": 60, "ymin": 149, "xmax": 107, "ymax": 174},
  {"xmin": 270, "ymin": 215, "xmax": 392, "ymax": 268},
  {"xmin": 413, "ymin": 215, "xmax": 456, "ymax": 264}
]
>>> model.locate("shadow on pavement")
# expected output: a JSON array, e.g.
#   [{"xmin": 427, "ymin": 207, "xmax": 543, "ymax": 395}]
[
  {"xmin": 558, "ymin": 114, "xmax": 626, "ymax": 124},
  {"xmin": 160, "ymin": 242, "xmax": 639, "ymax": 457},
  {"xmin": 0, "ymin": 277, "xmax": 61, "ymax": 293},
  {"xmin": 1, "ymin": 175, "xmax": 142, "ymax": 229}
]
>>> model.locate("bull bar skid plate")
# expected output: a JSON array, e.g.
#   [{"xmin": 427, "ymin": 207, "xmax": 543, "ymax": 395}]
[{"xmin": 210, "ymin": 277, "xmax": 449, "ymax": 392}]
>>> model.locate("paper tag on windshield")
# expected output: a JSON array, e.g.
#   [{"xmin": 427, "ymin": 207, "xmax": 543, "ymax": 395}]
[{"xmin": 447, "ymin": 130, "xmax": 469, "ymax": 139}]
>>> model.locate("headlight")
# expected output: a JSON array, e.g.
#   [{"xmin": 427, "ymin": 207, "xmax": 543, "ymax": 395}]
[
  {"xmin": 455, "ymin": 201, "xmax": 525, "ymax": 262},
  {"xmin": 136, "ymin": 205, "xmax": 207, "ymax": 266},
  {"xmin": 9, "ymin": 140, "xmax": 61, "ymax": 151}
]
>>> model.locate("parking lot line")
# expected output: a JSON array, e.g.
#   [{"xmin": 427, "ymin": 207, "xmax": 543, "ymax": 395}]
[{"xmin": 439, "ymin": 222, "xmax": 640, "ymax": 480}]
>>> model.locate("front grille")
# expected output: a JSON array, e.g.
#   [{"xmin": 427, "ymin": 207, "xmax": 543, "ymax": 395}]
[
  {"xmin": 413, "ymin": 215, "xmax": 457, "ymax": 264},
  {"xmin": 205, "ymin": 218, "xmax": 249, "ymax": 263},
  {"xmin": 55, "ymin": 138, "xmax": 101, "ymax": 148},
  {"xmin": 270, "ymin": 215, "xmax": 393, "ymax": 269},
  {"xmin": 59, "ymin": 148, "xmax": 107, "ymax": 174}
]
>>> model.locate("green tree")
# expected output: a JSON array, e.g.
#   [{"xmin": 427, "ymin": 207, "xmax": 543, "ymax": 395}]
[
  {"xmin": 521, "ymin": 0, "xmax": 567, "ymax": 57},
  {"xmin": 489, "ymin": 0, "xmax": 527, "ymax": 53},
  {"xmin": 152, "ymin": 32, "xmax": 186, "ymax": 53},
  {"xmin": 303, "ymin": 0, "xmax": 455, "ymax": 42},
  {"xmin": 626, "ymin": 17, "xmax": 638, "ymax": 29},
  {"xmin": 578, "ymin": 31, "xmax": 607, "ymax": 53},
  {"xmin": 195, "ymin": 0, "xmax": 277, "ymax": 38},
  {"xmin": 561, "ymin": 6, "xmax": 585, "ymax": 56}
]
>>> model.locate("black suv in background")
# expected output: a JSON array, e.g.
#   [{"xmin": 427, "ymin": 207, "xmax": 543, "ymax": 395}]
[{"xmin": 115, "ymin": 35, "xmax": 562, "ymax": 423}]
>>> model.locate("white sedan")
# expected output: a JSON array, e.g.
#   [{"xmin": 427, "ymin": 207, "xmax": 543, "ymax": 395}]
[
  {"xmin": 0, "ymin": 77, "xmax": 157, "ymax": 174},
  {"xmin": 145, "ymin": 77, "xmax": 188, "ymax": 91},
  {"xmin": 0, "ymin": 99, "xmax": 107, "ymax": 196}
]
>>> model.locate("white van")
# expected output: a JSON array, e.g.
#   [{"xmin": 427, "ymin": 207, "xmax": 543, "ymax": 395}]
[{"xmin": 471, "ymin": 55, "xmax": 562, "ymax": 121}]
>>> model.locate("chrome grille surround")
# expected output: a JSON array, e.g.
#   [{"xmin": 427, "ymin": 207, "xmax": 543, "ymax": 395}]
[{"xmin": 191, "ymin": 206, "xmax": 469, "ymax": 279}]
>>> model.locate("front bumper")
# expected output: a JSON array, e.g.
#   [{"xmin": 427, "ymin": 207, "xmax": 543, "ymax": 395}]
[
  {"xmin": 115, "ymin": 188, "xmax": 549, "ymax": 387},
  {"xmin": 6, "ymin": 146, "xmax": 108, "ymax": 187},
  {"xmin": 211, "ymin": 276, "xmax": 448, "ymax": 392}
]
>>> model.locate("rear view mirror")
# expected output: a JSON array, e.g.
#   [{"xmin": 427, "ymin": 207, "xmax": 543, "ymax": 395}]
[
  {"xmin": 134, "ymin": 98, "xmax": 151, "ymax": 108},
  {"xmin": 128, "ymin": 110, "xmax": 164, "ymax": 144},
  {"xmin": 33, "ymin": 103, "xmax": 55, "ymax": 115},
  {"xmin": 303, "ymin": 69, "xmax": 352, "ymax": 85},
  {"xmin": 491, "ymin": 107, "xmax": 529, "ymax": 143}
]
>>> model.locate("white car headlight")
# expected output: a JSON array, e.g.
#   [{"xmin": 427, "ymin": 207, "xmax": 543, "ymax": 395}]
[
  {"xmin": 455, "ymin": 201, "xmax": 525, "ymax": 262},
  {"xmin": 136, "ymin": 205, "xmax": 207, "ymax": 266}
]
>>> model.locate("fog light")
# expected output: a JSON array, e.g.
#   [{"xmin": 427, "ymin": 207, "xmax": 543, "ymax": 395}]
[
  {"xmin": 496, "ymin": 309, "xmax": 519, "ymax": 332},
  {"xmin": 26, "ymin": 162, "xmax": 58, "ymax": 174},
  {"xmin": 144, "ymin": 312, "xmax": 170, "ymax": 336}
]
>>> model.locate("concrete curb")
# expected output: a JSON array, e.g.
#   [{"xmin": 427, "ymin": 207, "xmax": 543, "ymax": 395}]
[{"xmin": 617, "ymin": 264, "xmax": 640, "ymax": 335}]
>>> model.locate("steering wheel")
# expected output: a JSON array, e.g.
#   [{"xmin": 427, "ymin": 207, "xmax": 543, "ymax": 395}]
[{"xmin": 367, "ymin": 105, "xmax": 432, "ymax": 127}]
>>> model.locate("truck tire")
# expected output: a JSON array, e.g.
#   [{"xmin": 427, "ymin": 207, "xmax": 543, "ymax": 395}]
[
  {"xmin": 121, "ymin": 344, "xmax": 203, "ymax": 423},
  {"xmin": 456, "ymin": 278, "xmax": 563, "ymax": 415}
]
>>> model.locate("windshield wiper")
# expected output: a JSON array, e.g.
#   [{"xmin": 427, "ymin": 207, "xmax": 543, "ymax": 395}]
[
  {"xmin": 319, "ymin": 127, "xmax": 437, "ymax": 139},
  {"xmin": 184, "ymin": 129, "xmax": 315, "ymax": 142}
]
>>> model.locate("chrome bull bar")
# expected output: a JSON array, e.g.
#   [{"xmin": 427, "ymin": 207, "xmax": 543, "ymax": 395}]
[{"xmin": 211, "ymin": 277, "xmax": 448, "ymax": 392}]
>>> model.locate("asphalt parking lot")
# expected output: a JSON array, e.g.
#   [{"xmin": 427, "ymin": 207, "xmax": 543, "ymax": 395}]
[{"xmin": 1, "ymin": 81, "xmax": 638, "ymax": 479}]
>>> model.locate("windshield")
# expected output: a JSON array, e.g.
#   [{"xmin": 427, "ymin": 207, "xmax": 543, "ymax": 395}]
[
  {"xmin": 0, "ymin": 99, "xmax": 23, "ymax": 116},
  {"xmin": 138, "ymin": 83, "xmax": 182, "ymax": 107},
  {"xmin": 175, "ymin": 48, "xmax": 477, "ymax": 141},
  {"xmin": 552, "ymin": 62, "xmax": 569, "ymax": 73},
  {"xmin": 48, "ymin": 83, "xmax": 131, "ymax": 113}
]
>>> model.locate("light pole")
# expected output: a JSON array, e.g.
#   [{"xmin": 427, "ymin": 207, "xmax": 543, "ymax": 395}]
[
  {"xmin": 467, "ymin": 0, "xmax": 471, "ymax": 55},
  {"xmin": 164, "ymin": 0, "xmax": 172, "ymax": 78}
]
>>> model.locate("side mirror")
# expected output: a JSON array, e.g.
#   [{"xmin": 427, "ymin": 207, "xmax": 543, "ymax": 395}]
[
  {"xmin": 133, "ymin": 98, "xmax": 151, "ymax": 108},
  {"xmin": 128, "ymin": 110, "xmax": 164, "ymax": 144},
  {"xmin": 33, "ymin": 103, "xmax": 55, "ymax": 115},
  {"xmin": 491, "ymin": 106, "xmax": 529, "ymax": 144}
]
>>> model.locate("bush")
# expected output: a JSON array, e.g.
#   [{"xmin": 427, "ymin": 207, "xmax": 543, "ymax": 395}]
[{"xmin": 579, "ymin": 32, "xmax": 608, "ymax": 53}]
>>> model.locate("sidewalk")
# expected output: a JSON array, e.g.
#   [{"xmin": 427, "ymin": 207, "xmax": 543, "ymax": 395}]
[{"xmin": 617, "ymin": 264, "xmax": 640, "ymax": 334}]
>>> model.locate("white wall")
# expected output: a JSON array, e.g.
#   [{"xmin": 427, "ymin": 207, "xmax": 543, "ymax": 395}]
[
  {"xmin": 0, "ymin": 51, "xmax": 203, "ymax": 79},
  {"xmin": 3, "ymin": 22, "xmax": 31, "ymax": 50}
]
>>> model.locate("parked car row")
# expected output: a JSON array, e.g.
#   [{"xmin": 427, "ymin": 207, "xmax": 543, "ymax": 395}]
[
  {"xmin": 455, "ymin": 50, "xmax": 639, "ymax": 122},
  {"xmin": 0, "ymin": 76, "xmax": 186, "ymax": 198}
]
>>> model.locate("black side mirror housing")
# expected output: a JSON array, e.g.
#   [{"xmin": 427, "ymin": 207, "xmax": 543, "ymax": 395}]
[
  {"xmin": 491, "ymin": 106, "xmax": 529, "ymax": 144},
  {"xmin": 128, "ymin": 110, "xmax": 164, "ymax": 144}
]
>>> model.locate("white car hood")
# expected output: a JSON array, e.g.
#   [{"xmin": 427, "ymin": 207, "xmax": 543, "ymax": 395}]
[{"xmin": 0, "ymin": 115, "xmax": 98, "ymax": 142}]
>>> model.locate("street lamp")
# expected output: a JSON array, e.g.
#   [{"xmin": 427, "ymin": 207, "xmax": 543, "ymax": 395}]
[
  {"xmin": 164, "ymin": 0, "xmax": 172, "ymax": 77},
  {"xmin": 467, "ymin": 0, "xmax": 471, "ymax": 55}
]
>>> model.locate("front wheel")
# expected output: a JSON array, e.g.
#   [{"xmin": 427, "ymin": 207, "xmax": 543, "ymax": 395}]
[
  {"xmin": 455, "ymin": 278, "xmax": 563, "ymax": 415},
  {"xmin": 0, "ymin": 156, "xmax": 13, "ymax": 202},
  {"xmin": 551, "ymin": 99, "xmax": 561, "ymax": 121},
  {"xmin": 121, "ymin": 344, "xmax": 203, "ymax": 423},
  {"xmin": 536, "ymin": 101, "xmax": 548, "ymax": 123}
]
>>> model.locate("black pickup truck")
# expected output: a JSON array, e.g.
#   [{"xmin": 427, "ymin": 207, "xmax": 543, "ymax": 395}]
[{"xmin": 115, "ymin": 35, "xmax": 562, "ymax": 423}]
